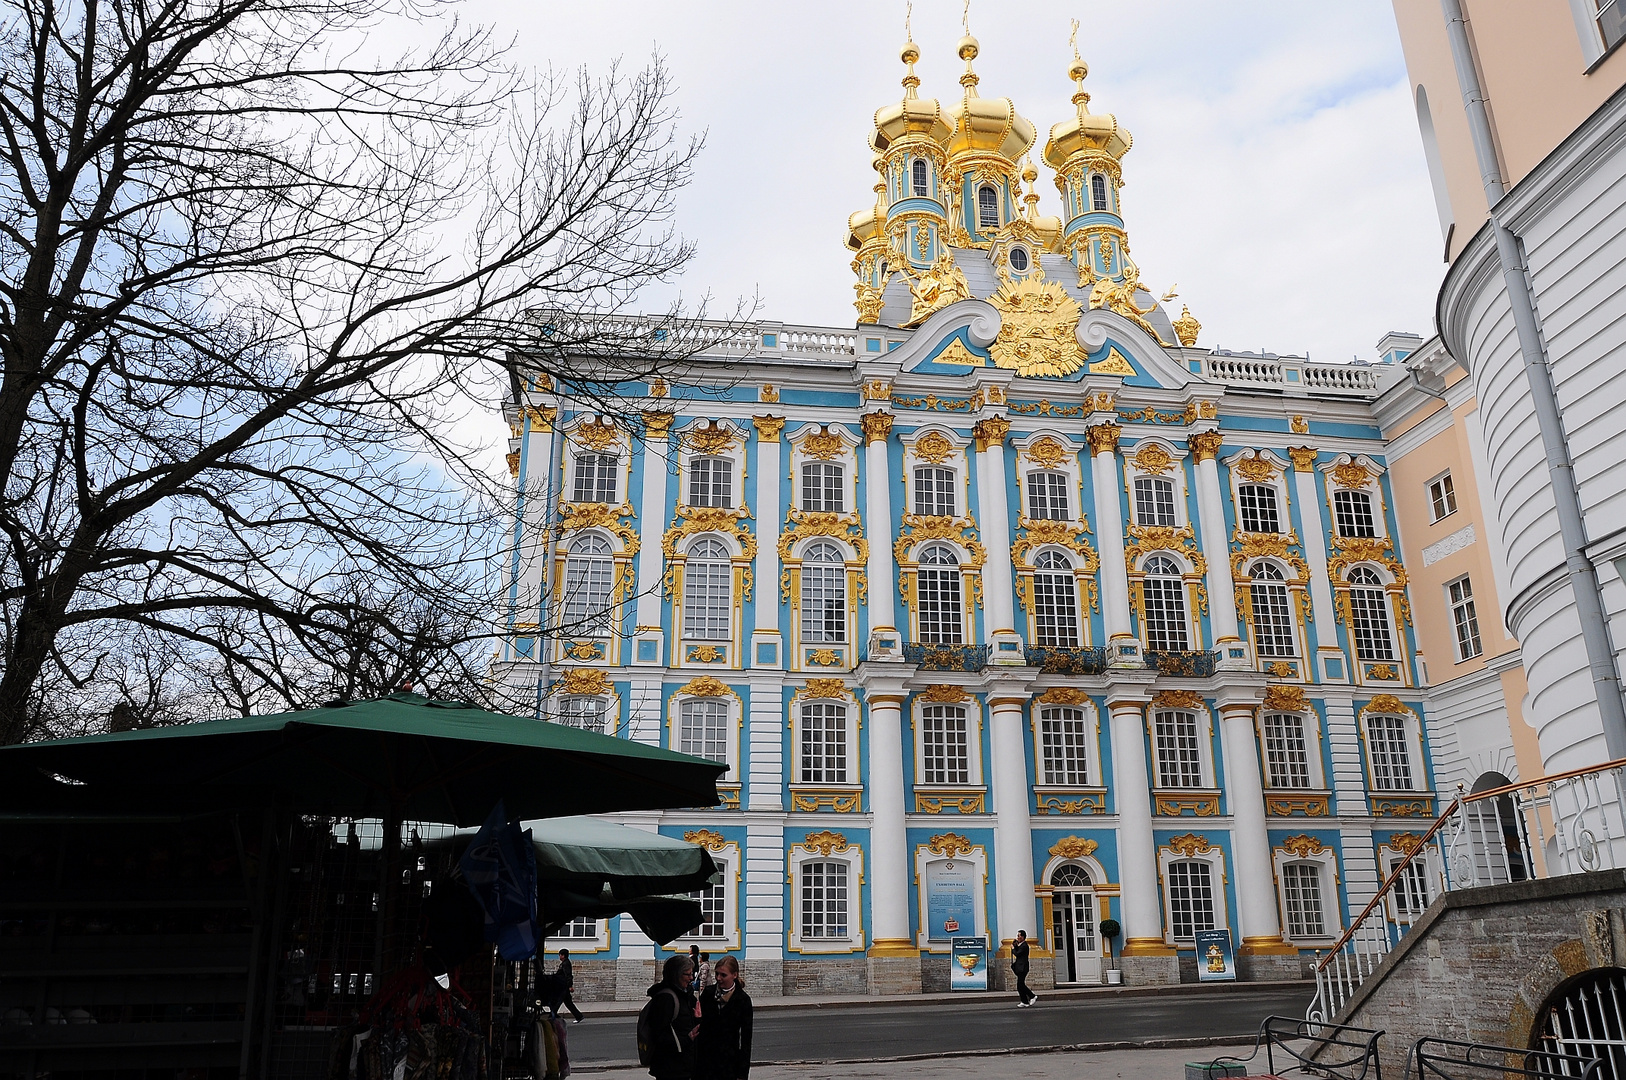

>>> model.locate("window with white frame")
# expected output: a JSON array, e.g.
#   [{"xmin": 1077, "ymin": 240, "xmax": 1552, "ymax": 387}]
[
  {"xmin": 1428, "ymin": 473, "xmax": 1457, "ymax": 522},
  {"xmin": 1166, "ymin": 860, "xmax": 1216, "ymax": 939},
  {"xmin": 1134, "ymin": 477, "xmax": 1178, "ymax": 526},
  {"xmin": 916, "ymin": 545, "xmax": 964, "ymax": 644},
  {"xmin": 1366, "ymin": 713, "xmax": 1415, "ymax": 791},
  {"xmin": 688, "ymin": 863, "xmax": 727, "ymax": 938},
  {"xmin": 977, "ymin": 185, "xmax": 999, "ymax": 230},
  {"xmin": 1090, "ymin": 173, "xmax": 1109, "ymax": 211},
  {"xmin": 912, "ymin": 158, "xmax": 929, "ymax": 198},
  {"xmin": 913, "ymin": 465, "xmax": 957, "ymax": 517},
  {"xmin": 1032, "ymin": 550, "xmax": 1081, "ymax": 648},
  {"xmin": 1346, "ymin": 566, "xmax": 1395, "ymax": 661},
  {"xmin": 1039, "ymin": 706, "xmax": 1090, "ymax": 785},
  {"xmin": 1249, "ymin": 561, "xmax": 1296, "ymax": 657},
  {"xmin": 802, "ymin": 462, "xmax": 845, "ymax": 513},
  {"xmin": 1595, "ymin": 0, "xmax": 1625, "ymax": 50},
  {"xmin": 800, "ymin": 542, "xmax": 846, "ymax": 643},
  {"xmin": 800, "ymin": 701, "xmax": 848, "ymax": 784},
  {"xmin": 1237, "ymin": 484, "xmax": 1282, "ymax": 533},
  {"xmin": 1027, "ymin": 471, "xmax": 1070, "ymax": 521},
  {"xmin": 561, "ymin": 534, "xmax": 615, "ymax": 636},
  {"xmin": 1333, "ymin": 490, "xmax": 1378, "ymax": 538},
  {"xmin": 1154, "ymin": 710, "xmax": 1204, "ymax": 788},
  {"xmin": 1281, "ymin": 862, "xmax": 1327, "ymax": 937},
  {"xmin": 1389, "ymin": 854, "xmax": 1431, "ymax": 915},
  {"xmin": 1141, "ymin": 555, "xmax": 1189, "ymax": 651},
  {"xmin": 555, "ymin": 917, "xmax": 599, "ymax": 939},
  {"xmin": 1261, "ymin": 712, "xmax": 1312, "ymax": 789},
  {"xmin": 1448, "ymin": 576, "xmax": 1482, "ymax": 661},
  {"xmin": 682, "ymin": 538, "xmax": 732, "ymax": 640},
  {"xmin": 919, "ymin": 704, "xmax": 970, "ymax": 785},
  {"xmin": 572, "ymin": 452, "xmax": 619, "ymax": 504},
  {"xmin": 558, "ymin": 696, "xmax": 607, "ymax": 734},
  {"xmin": 801, "ymin": 860, "xmax": 849, "ymax": 938},
  {"xmin": 689, "ymin": 456, "xmax": 734, "ymax": 508},
  {"xmin": 679, "ymin": 698, "xmax": 729, "ymax": 765}
]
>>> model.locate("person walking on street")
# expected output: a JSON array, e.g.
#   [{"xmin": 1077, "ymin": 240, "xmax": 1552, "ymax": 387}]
[
  {"xmin": 695, "ymin": 956, "xmax": 753, "ymax": 1080},
  {"xmin": 697, "ymin": 952, "xmax": 713, "ymax": 990},
  {"xmin": 643, "ymin": 954, "xmax": 699, "ymax": 1079},
  {"xmin": 556, "ymin": 948, "xmax": 584, "ymax": 1023},
  {"xmin": 1012, "ymin": 930, "xmax": 1037, "ymax": 1008}
]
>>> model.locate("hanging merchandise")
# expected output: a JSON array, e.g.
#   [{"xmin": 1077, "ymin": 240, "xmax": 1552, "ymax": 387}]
[
  {"xmin": 459, "ymin": 801, "xmax": 540, "ymax": 961},
  {"xmin": 329, "ymin": 967, "xmax": 488, "ymax": 1080}
]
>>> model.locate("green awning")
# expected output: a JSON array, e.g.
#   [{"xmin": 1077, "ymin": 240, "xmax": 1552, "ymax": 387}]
[{"xmin": 527, "ymin": 815, "xmax": 719, "ymax": 900}]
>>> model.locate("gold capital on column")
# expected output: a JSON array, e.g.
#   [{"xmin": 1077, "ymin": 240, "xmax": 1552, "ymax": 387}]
[
  {"xmin": 1086, "ymin": 423, "xmax": 1122, "ymax": 455},
  {"xmin": 1287, "ymin": 446, "xmax": 1319, "ymax": 471},
  {"xmin": 862, "ymin": 411, "xmax": 894, "ymax": 445},
  {"xmin": 1189, "ymin": 430, "xmax": 1223, "ymax": 461},
  {"xmin": 973, "ymin": 416, "xmax": 1011, "ymax": 451},
  {"xmin": 643, "ymin": 411, "xmax": 676, "ymax": 438},
  {"xmin": 753, "ymin": 415, "xmax": 785, "ymax": 441}
]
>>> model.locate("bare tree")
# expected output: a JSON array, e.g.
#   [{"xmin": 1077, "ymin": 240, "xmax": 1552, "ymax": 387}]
[{"xmin": 0, "ymin": 0, "xmax": 736, "ymax": 741}]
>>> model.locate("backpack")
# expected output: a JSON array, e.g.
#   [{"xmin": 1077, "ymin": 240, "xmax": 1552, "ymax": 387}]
[{"xmin": 636, "ymin": 987, "xmax": 679, "ymax": 1070}]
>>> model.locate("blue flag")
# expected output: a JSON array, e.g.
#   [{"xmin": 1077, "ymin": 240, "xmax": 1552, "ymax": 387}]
[{"xmin": 459, "ymin": 801, "xmax": 539, "ymax": 961}]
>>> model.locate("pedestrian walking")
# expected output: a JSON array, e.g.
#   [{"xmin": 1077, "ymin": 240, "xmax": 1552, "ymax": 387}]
[
  {"xmin": 695, "ymin": 956, "xmax": 753, "ymax": 1080},
  {"xmin": 1012, "ymin": 929, "xmax": 1037, "ymax": 1007},
  {"xmin": 639, "ymin": 954, "xmax": 698, "ymax": 1079},
  {"xmin": 697, "ymin": 952, "xmax": 713, "ymax": 990},
  {"xmin": 556, "ymin": 948, "xmax": 583, "ymax": 1023}
]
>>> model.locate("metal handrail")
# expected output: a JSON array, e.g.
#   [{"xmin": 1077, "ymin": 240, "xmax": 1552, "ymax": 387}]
[
  {"xmin": 1406, "ymin": 1036, "xmax": 1603, "ymax": 1080},
  {"xmin": 1210, "ymin": 1015, "xmax": 1385, "ymax": 1080}
]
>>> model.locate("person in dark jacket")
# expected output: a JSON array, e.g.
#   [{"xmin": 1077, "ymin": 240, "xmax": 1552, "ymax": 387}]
[
  {"xmin": 646, "ymin": 954, "xmax": 698, "ymax": 1079},
  {"xmin": 695, "ymin": 955, "xmax": 752, "ymax": 1080},
  {"xmin": 555, "ymin": 949, "xmax": 583, "ymax": 1022},
  {"xmin": 1012, "ymin": 929, "xmax": 1037, "ymax": 1007}
]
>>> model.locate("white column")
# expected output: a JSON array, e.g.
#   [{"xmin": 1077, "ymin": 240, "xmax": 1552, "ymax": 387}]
[
  {"xmin": 865, "ymin": 694, "xmax": 913, "ymax": 950},
  {"xmin": 744, "ymin": 821, "xmax": 787, "ymax": 982},
  {"xmin": 1108, "ymin": 698, "xmax": 1166, "ymax": 954},
  {"xmin": 634, "ymin": 412, "xmax": 675, "ymax": 665},
  {"xmin": 751, "ymin": 417, "xmax": 785, "ymax": 671},
  {"xmin": 1191, "ymin": 432, "xmax": 1245, "ymax": 667},
  {"xmin": 747, "ymin": 683, "xmax": 784, "ymax": 811},
  {"xmin": 1290, "ymin": 448, "xmax": 1343, "ymax": 673},
  {"xmin": 1216, "ymin": 700, "xmax": 1289, "ymax": 953},
  {"xmin": 975, "ymin": 417, "xmax": 1021, "ymax": 657},
  {"xmin": 989, "ymin": 695, "xmax": 1037, "ymax": 944},
  {"xmin": 862, "ymin": 413, "xmax": 902, "ymax": 659},
  {"xmin": 1089, "ymin": 424, "xmax": 1139, "ymax": 665}
]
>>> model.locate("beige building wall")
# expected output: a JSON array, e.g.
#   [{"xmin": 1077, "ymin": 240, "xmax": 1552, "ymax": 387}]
[{"xmin": 1392, "ymin": 0, "xmax": 1626, "ymax": 262}]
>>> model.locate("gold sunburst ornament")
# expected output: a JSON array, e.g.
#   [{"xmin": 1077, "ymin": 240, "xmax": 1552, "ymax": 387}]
[{"xmin": 989, "ymin": 271, "xmax": 1086, "ymax": 378}]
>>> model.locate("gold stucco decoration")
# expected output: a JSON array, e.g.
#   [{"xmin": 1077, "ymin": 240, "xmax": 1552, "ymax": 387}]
[
  {"xmin": 1388, "ymin": 832, "xmax": 1426, "ymax": 855},
  {"xmin": 1235, "ymin": 454, "xmax": 1279, "ymax": 483},
  {"xmin": 1088, "ymin": 391, "xmax": 1117, "ymax": 414},
  {"xmin": 574, "ymin": 419, "xmax": 620, "ymax": 452},
  {"xmin": 919, "ymin": 685, "xmax": 971, "ymax": 704},
  {"xmin": 861, "ymin": 412, "xmax": 894, "ymax": 444},
  {"xmin": 1013, "ymin": 520, "xmax": 1100, "ymax": 611},
  {"xmin": 1166, "ymin": 833, "xmax": 1213, "ymax": 857},
  {"xmin": 644, "ymin": 411, "xmax": 676, "ymax": 438},
  {"xmin": 686, "ymin": 645, "xmax": 723, "ymax": 663},
  {"xmin": 1132, "ymin": 443, "xmax": 1174, "ymax": 475},
  {"xmin": 863, "ymin": 381, "xmax": 893, "ymax": 402},
  {"xmin": 1037, "ymin": 687, "xmax": 1092, "ymax": 706},
  {"xmin": 802, "ymin": 428, "xmax": 845, "ymax": 460},
  {"xmin": 1025, "ymin": 437, "xmax": 1070, "ymax": 469},
  {"xmin": 906, "ymin": 254, "xmax": 973, "ymax": 327},
  {"xmin": 1331, "ymin": 462, "xmax": 1372, "ymax": 489},
  {"xmin": 759, "ymin": 384, "xmax": 779, "ymax": 403},
  {"xmin": 927, "ymin": 833, "xmax": 974, "ymax": 857},
  {"xmin": 1048, "ymin": 836, "xmax": 1099, "ymax": 860},
  {"xmin": 913, "ymin": 431, "xmax": 956, "ymax": 464},
  {"xmin": 1173, "ymin": 304, "xmax": 1202, "ymax": 347},
  {"xmin": 1188, "ymin": 431, "xmax": 1223, "ymax": 462},
  {"xmin": 1263, "ymin": 685, "xmax": 1309, "ymax": 713},
  {"xmin": 807, "ymin": 649, "xmax": 841, "ymax": 667},
  {"xmin": 989, "ymin": 272, "xmax": 1086, "ymax": 378},
  {"xmin": 1280, "ymin": 835, "xmax": 1325, "ymax": 858},
  {"xmin": 1153, "ymin": 689, "xmax": 1204, "ymax": 710},
  {"xmin": 1290, "ymin": 416, "xmax": 1310, "ymax": 435},
  {"xmin": 683, "ymin": 829, "xmax": 730, "ymax": 852},
  {"xmin": 1287, "ymin": 447, "xmax": 1318, "ymax": 471},
  {"xmin": 973, "ymin": 416, "xmax": 1010, "ymax": 450},
  {"xmin": 683, "ymin": 420, "xmax": 737, "ymax": 455},
  {"xmin": 801, "ymin": 830, "xmax": 851, "ymax": 856},
  {"xmin": 560, "ymin": 668, "xmax": 610, "ymax": 696},
  {"xmin": 649, "ymin": 377, "xmax": 668, "ymax": 399},
  {"xmin": 564, "ymin": 642, "xmax": 604, "ymax": 662},
  {"xmin": 1088, "ymin": 347, "xmax": 1137, "ymax": 377},
  {"xmin": 1085, "ymin": 423, "xmax": 1122, "ymax": 455},
  {"xmin": 679, "ymin": 676, "xmax": 734, "ymax": 699},
  {"xmin": 1088, "ymin": 269, "xmax": 1169, "ymax": 345},
  {"xmin": 934, "ymin": 339, "xmax": 982, "ymax": 366},
  {"xmin": 753, "ymin": 416, "xmax": 785, "ymax": 441}
]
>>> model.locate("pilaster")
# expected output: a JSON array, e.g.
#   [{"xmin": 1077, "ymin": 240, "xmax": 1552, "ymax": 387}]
[
  {"xmin": 1191, "ymin": 430, "xmax": 1249, "ymax": 670},
  {"xmin": 974, "ymin": 415, "xmax": 1022, "ymax": 661},
  {"xmin": 751, "ymin": 416, "xmax": 785, "ymax": 670},
  {"xmin": 862, "ymin": 412, "xmax": 903, "ymax": 660},
  {"xmin": 1088, "ymin": 423, "xmax": 1141, "ymax": 666},
  {"xmin": 635, "ymin": 411, "xmax": 676, "ymax": 666},
  {"xmin": 1290, "ymin": 447, "xmax": 1347, "ymax": 683}
]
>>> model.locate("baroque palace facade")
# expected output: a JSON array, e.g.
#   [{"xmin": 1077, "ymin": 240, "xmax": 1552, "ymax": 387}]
[{"xmin": 496, "ymin": 32, "xmax": 1439, "ymax": 996}]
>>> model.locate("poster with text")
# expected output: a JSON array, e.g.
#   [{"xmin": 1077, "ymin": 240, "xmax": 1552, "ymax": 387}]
[
  {"xmin": 1194, "ymin": 927, "xmax": 1237, "ymax": 981},
  {"xmin": 950, "ymin": 936, "xmax": 988, "ymax": 991},
  {"xmin": 925, "ymin": 858, "xmax": 977, "ymax": 943}
]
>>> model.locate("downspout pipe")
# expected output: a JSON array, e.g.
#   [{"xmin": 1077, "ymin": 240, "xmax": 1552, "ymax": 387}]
[{"xmin": 1440, "ymin": 0, "xmax": 1626, "ymax": 759}]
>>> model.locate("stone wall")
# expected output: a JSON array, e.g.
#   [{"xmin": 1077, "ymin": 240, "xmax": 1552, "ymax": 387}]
[
  {"xmin": 781, "ymin": 957, "xmax": 867, "ymax": 995},
  {"xmin": 565, "ymin": 959, "xmax": 619, "ymax": 1002}
]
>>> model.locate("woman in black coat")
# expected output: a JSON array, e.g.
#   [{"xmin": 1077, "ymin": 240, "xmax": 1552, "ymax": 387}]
[{"xmin": 695, "ymin": 956, "xmax": 753, "ymax": 1080}]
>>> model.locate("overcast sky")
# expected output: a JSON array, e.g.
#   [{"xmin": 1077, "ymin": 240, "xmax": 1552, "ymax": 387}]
[{"xmin": 464, "ymin": 0, "xmax": 1446, "ymax": 366}]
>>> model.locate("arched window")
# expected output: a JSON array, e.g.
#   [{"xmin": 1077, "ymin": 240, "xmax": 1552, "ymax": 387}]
[
  {"xmin": 1052, "ymin": 863, "xmax": 1092, "ymax": 887},
  {"xmin": 912, "ymin": 158, "xmax": 928, "ymax": 198},
  {"xmin": 689, "ymin": 456, "xmax": 734, "ymax": 508},
  {"xmin": 1027, "ymin": 471, "xmax": 1069, "ymax": 520},
  {"xmin": 1141, "ymin": 554, "xmax": 1189, "ymax": 651},
  {"xmin": 1346, "ymin": 566, "xmax": 1394, "ymax": 661},
  {"xmin": 1237, "ymin": 483, "xmax": 1281, "ymax": 533},
  {"xmin": 1091, "ymin": 173, "xmax": 1108, "ymax": 211},
  {"xmin": 572, "ymin": 452, "xmax": 619, "ymax": 504},
  {"xmin": 1249, "ymin": 561, "xmax": 1296, "ymax": 657},
  {"xmin": 1032, "ymin": 550, "xmax": 1081, "ymax": 648},
  {"xmin": 917, "ymin": 544, "xmax": 963, "ymax": 644},
  {"xmin": 1133, "ymin": 476, "xmax": 1178, "ymax": 526},
  {"xmin": 1333, "ymin": 489, "xmax": 1377, "ymax": 537},
  {"xmin": 802, "ymin": 461, "xmax": 844, "ymax": 513},
  {"xmin": 800, "ymin": 541, "xmax": 846, "ymax": 644},
  {"xmin": 1039, "ymin": 706, "xmax": 1089, "ymax": 785},
  {"xmin": 913, "ymin": 465, "xmax": 957, "ymax": 517},
  {"xmin": 682, "ymin": 537, "xmax": 732, "ymax": 640},
  {"xmin": 977, "ymin": 184, "xmax": 999, "ymax": 230},
  {"xmin": 561, "ymin": 534, "xmax": 615, "ymax": 636}
]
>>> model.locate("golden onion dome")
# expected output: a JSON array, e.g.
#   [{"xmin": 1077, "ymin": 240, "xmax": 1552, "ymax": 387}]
[
  {"xmin": 942, "ymin": 34, "xmax": 1037, "ymax": 162},
  {"xmin": 846, "ymin": 156, "xmax": 889, "ymax": 251},
  {"xmin": 872, "ymin": 41, "xmax": 952, "ymax": 152},
  {"xmin": 1043, "ymin": 57, "xmax": 1131, "ymax": 168}
]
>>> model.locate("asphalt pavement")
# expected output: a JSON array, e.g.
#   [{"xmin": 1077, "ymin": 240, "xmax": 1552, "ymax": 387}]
[{"xmin": 563, "ymin": 982, "xmax": 1315, "ymax": 1069}]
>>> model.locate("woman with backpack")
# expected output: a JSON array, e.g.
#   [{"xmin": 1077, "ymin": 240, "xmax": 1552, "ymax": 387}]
[
  {"xmin": 695, "ymin": 956, "xmax": 753, "ymax": 1080},
  {"xmin": 638, "ymin": 954, "xmax": 698, "ymax": 1079}
]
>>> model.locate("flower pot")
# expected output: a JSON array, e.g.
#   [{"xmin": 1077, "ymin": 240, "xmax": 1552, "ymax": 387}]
[{"xmin": 1106, "ymin": 968, "xmax": 1122, "ymax": 985}]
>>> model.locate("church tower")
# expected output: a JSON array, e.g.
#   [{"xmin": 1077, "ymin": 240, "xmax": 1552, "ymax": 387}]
[{"xmin": 1043, "ymin": 46, "xmax": 1134, "ymax": 288}]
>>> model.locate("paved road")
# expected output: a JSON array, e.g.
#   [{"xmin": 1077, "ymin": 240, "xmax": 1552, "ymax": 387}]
[{"xmin": 563, "ymin": 984, "xmax": 1314, "ymax": 1066}]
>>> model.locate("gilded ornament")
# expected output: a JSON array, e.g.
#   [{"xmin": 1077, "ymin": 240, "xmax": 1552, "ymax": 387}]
[
  {"xmin": 1125, "ymin": 524, "xmax": 1206, "ymax": 580},
  {"xmin": 1280, "ymin": 835, "xmax": 1326, "ymax": 858},
  {"xmin": 927, "ymin": 833, "xmax": 974, "ymax": 857},
  {"xmin": 564, "ymin": 642, "xmax": 604, "ymax": 662},
  {"xmin": 1156, "ymin": 796, "xmax": 1222, "ymax": 817},
  {"xmin": 505, "ymin": 451, "xmax": 520, "ymax": 477},
  {"xmin": 1263, "ymin": 684, "xmax": 1309, "ymax": 712},
  {"xmin": 802, "ymin": 428, "xmax": 846, "ymax": 460},
  {"xmin": 1290, "ymin": 415, "xmax": 1310, "ymax": 435},
  {"xmin": 1368, "ymin": 664, "xmax": 1399, "ymax": 681},
  {"xmin": 1047, "ymin": 836, "xmax": 1100, "ymax": 859},
  {"xmin": 802, "ymin": 830, "xmax": 851, "ymax": 856},
  {"xmin": 791, "ymin": 790, "xmax": 862, "ymax": 813},
  {"xmin": 575, "ymin": 419, "xmax": 620, "ymax": 452},
  {"xmin": 683, "ymin": 829, "xmax": 730, "ymax": 851},
  {"xmin": 683, "ymin": 420, "xmax": 737, "ymax": 455},
  {"xmin": 1088, "ymin": 392, "xmax": 1117, "ymax": 413},
  {"xmin": 643, "ymin": 411, "xmax": 676, "ymax": 438},
  {"xmin": 1025, "ymin": 437, "xmax": 1069, "ymax": 469},
  {"xmin": 919, "ymin": 684, "xmax": 970, "ymax": 704},
  {"xmin": 983, "ymin": 384, "xmax": 1005, "ymax": 404},
  {"xmin": 1037, "ymin": 686, "xmax": 1092, "ymax": 706},
  {"xmin": 778, "ymin": 511, "xmax": 868, "ymax": 583},
  {"xmin": 988, "ymin": 271, "xmax": 1087, "ymax": 378},
  {"xmin": 854, "ymin": 283, "xmax": 886, "ymax": 324},
  {"xmin": 1132, "ymin": 443, "xmax": 1174, "ymax": 475},
  {"xmin": 933, "ymin": 339, "xmax": 982, "ymax": 366},
  {"xmin": 1011, "ymin": 399, "xmax": 1086, "ymax": 418},
  {"xmin": 1172, "ymin": 305, "xmax": 1202, "ymax": 347},
  {"xmin": 525, "ymin": 405, "xmax": 557, "ymax": 432},
  {"xmin": 686, "ymin": 645, "xmax": 723, "ymax": 663},
  {"xmin": 802, "ymin": 678, "xmax": 852, "ymax": 701},
  {"xmin": 915, "ymin": 792, "xmax": 985, "ymax": 814},
  {"xmin": 861, "ymin": 412, "xmax": 894, "ymax": 444},
  {"xmin": 1268, "ymin": 662, "xmax": 1298, "ymax": 679},
  {"xmin": 1287, "ymin": 447, "xmax": 1318, "ymax": 471},
  {"xmin": 807, "ymin": 649, "xmax": 842, "ymax": 667},
  {"xmin": 893, "ymin": 514, "xmax": 986, "ymax": 571},
  {"xmin": 1085, "ymin": 423, "xmax": 1122, "ymax": 455},
  {"xmin": 560, "ymin": 668, "xmax": 610, "ymax": 696},
  {"xmin": 1388, "ymin": 832, "xmax": 1426, "ymax": 855},
  {"xmin": 1088, "ymin": 268, "xmax": 1170, "ymax": 345},
  {"xmin": 531, "ymin": 373, "xmax": 554, "ymax": 392},
  {"xmin": 1363, "ymin": 694, "xmax": 1409, "ymax": 716},
  {"xmin": 1153, "ymin": 689, "xmax": 1204, "ymax": 710},
  {"xmin": 906, "ymin": 254, "xmax": 973, "ymax": 327},
  {"xmin": 913, "ymin": 431, "xmax": 956, "ymax": 464},
  {"xmin": 1199, "ymin": 402, "xmax": 1218, "ymax": 420},
  {"xmin": 1235, "ymin": 454, "xmax": 1279, "ymax": 483},
  {"xmin": 680, "ymin": 676, "xmax": 734, "ymax": 699},
  {"xmin": 1188, "ymin": 431, "xmax": 1223, "ymax": 463},
  {"xmin": 1266, "ymin": 795, "xmax": 1331, "ymax": 817},
  {"xmin": 1331, "ymin": 462, "xmax": 1371, "ymax": 490},
  {"xmin": 649, "ymin": 377, "xmax": 669, "ymax": 399},
  {"xmin": 863, "ymin": 381, "xmax": 893, "ymax": 401},
  {"xmin": 973, "ymin": 416, "xmax": 1011, "ymax": 450},
  {"xmin": 759, "ymin": 384, "xmax": 779, "ymax": 403},
  {"xmin": 753, "ymin": 415, "xmax": 785, "ymax": 441},
  {"xmin": 1088, "ymin": 348, "xmax": 1137, "ymax": 377},
  {"xmin": 1013, "ymin": 520, "xmax": 1099, "ymax": 611},
  {"xmin": 1166, "ymin": 833, "xmax": 1213, "ymax": 857}
]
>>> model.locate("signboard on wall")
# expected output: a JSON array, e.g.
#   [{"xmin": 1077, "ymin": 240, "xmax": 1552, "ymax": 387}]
[
  {"xmin": 950, "ymin": 936, "xmax": 988, "ymax": 991},
  {"xmin": 1195, "ymin": 927, "xmax": 1237, "ymax": 982},
  {"xmin": 924, "ymin": 858, "xmax": 977, "ymax": 943}
]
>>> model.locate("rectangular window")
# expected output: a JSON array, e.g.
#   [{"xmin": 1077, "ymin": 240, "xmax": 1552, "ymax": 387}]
[
  {"xmin": 919, "ymin": 704, "xmax": 970, "ymax": 785},
  {"xmin": 681, "ymin": 558, "xmax": 732, "ymax": 640},
  {"xmin": 916, "ymin": 565, "xmax": 964, "ymax": 644},
  {"xmin": 1154, "ymin": 710, "xmax": 1204, "ymax": 789},
  {"xmin": 572, "ymin": 453, "xmax": 619, "ymax": 504},
  {"xmin": 1428, "ymin": 473, "xmax": 1457, "ymax": 522},
  {"xmin": 1031, "ymin": 569, "xmax": 1081, "ymax": 648},
  {"xmin": 1333, "ymin": 490, "xmax": 1378, "ymax": 538},
  {"xmin": 1391, "ymin": 856, "xmax": 1431, "ymax": 916},
  {"xmin": 1027, "ymin": 472, "xmax": 1070, "ymax": 521},
  {"xmin": 1448, "ymin": 576, "xmax": 1483, "ymax": 661},
  {"xmin": 802, "ymin": 462, "xmax": 845, "ymax": 513},
  {"xmin": 1281, "ymin": 862, "xmax": 1326, "ymax": 937},
  {"xmin": 1348, "ymin": 586, "xmax": 1396, "ymax": 661},
  {"xmin": 688, "ymin": 864, "xmax": 726, "ymax": 938},
  {"xmin": 1166, "ymin": 860, "xmax": 1216, "ymax": 940},
  {"xmin": 1597, "ymin": 0, "xmax": 1626, "ymax": 50},
  {"xmin": 914, "ymin": 466, "xmax": 957, "ymax": 517},
  {"xmin": 1039, "ymin": 706, "xmax": 1090, "ymax": 786},
  {"xmin": 558, "ymin": 697, "xmax": 607, "ymax": 734},
  {"xmin": 800, "ymin": 702, "xmax": 848, "ymax": 784},
  {"xmin": 689, "ymin": 457, "xmax": 734, "ymax": 508},
  {"xmin": 1261, "ymin": 712, "xmax": 1312, "ymax": 789},
  {"xmin": 679, "ymin": 699, "xmax": 729, "ymax": 765},
  {"xmin": 555, "ymin": 917, "xmax": 599, "ymax": 939},
  {"xmin": 801, "ymin": 861, "xmax": 849, "ymax": 938},
  {"xmin": 1367, "ymin": 714, "xmax": 1415, "ymax": 791},
  {"xmin": 1133, "ymin": 476, "xmax": 1178, "ymax": 526},
  {"xmin": 1237, "ymin": 484, "xmax": 1281, "ymax": 533}
]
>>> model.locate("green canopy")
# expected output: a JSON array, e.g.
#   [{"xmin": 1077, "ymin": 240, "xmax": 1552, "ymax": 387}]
[
  {"xmin": 542, "ymin": 890, "xmax": 704, "ymax": 946},
  {"xmin": 526, "ymin": 815, "xmax": 719, "ymax": 900},
  {"xmin": 0, "ymin": 693, "xmax": 723, "ymax": 825}
]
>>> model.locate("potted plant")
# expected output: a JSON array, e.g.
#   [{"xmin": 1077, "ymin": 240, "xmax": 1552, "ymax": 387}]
[{"xmin": 1100, "ymin": 918, "xmax": 1122, "ymax": 985}]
